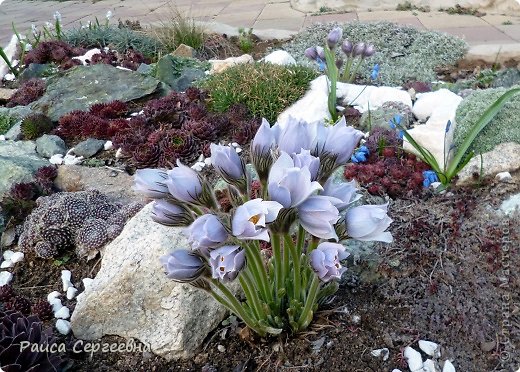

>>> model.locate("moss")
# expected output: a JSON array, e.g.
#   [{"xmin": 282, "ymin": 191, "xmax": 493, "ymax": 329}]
[
  {"xmin": 0, "ymin": 113, "xmax": 17, "ymax": 135},
  {"xmin": 453, "ymin": 86, "xmax": 520, "ymax": 154},
  {"xmin": 200, "ymin": 63, "xmax": 318, "ymax": 124},
  {"xmin": 281, "ymin": 21, "xmax": 467, "ymax": 86}
]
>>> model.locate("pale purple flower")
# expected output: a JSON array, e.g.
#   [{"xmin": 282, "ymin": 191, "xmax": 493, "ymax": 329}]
[
  {"xmin": 165, "ymin": 160, "xmax": 202, "ymax": 204},
  {"xmin": 251, "ymin": 118, "xmax": 278, "ymax": 155},
  {"xmin": 292, "ymin": 149, "xmax": 320, "ymax": 181},
  {"xmin": 160, "ymin": 249, "xmax": 206, "ymax": 282},
  {"xmin": 327, "ymin": 27, "xmax": 343, "ymax": 49},
  {"xmin": 345, "ymin": 203, "xmax": 393, "ymax": 242},
  {"xmin": 268, "ymin": 152, "xmax": 322, "ymax": 208},
  {"xmin": 316, "ymin": 46, "xmax": 325, "ymax": 60},
  {"xmin": 151, "ymin": 200, "xmax": 194, "ymax": 226},
  {"xmin": 363, "ymin": 44, "xmax": 376, "ymax": 57},
  {"xmin": 210, "ymin": 143, "xmax": 245, "ymax": 181},
  {"xmin": 232, "ymin": 199, "xmax": 283, "ymax": 241},
  {"xmin": 297, "ymin": 195, "xmax": 340, "ymax": 240},
  {"xmin": 276, "ymin": 117, "xmax": 313, "ymax": 155},
  {"xmin": 210, "ymin": 245, "xmax": 246, "ymax": 282},
  {"xmin": 184, "ymin": 214, "xmax": 228, "ymax": 250},
  {"xmin": 313, "ymin": 117, "xmax": 364, "ymax": 167},
  {"xmin": 309, "ymin": 242, "xmax": 349, "ymax": 282},
  {"xmin": 322, "ymin": 178, "xmax": 360, "ymax": 211},
  {"xmin": 133, "ymin": 169, "xmax": 169, "ymax": 199},
  {"xmin": 352, "ymin": 42, "xmax": 366, "ymax": 57},
  {"xmin": 304, "ymin": 46, "xmax": 318, "ymax": 61},
  {"xmin": 341, "ymin": 40, "xmax": 353, "ymax": 55}
]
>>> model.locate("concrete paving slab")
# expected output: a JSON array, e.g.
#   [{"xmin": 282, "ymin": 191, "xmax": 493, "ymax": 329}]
[
  {"xmin": 219, "ymin": 3, "xmax": 265, "ymax": 15},
  {"xmin": 481, "ymin": 14, "xmax": 520, "ymax": 25},
  {"xmin": 258, "ymin": 2, "xmax": 303, "ymax": 20},
  {"xmin": 496, "ymin": 24, "xmax": 520, "ymax": 41},
  {"xmin": 302, "ymin": 12, "xmax": 358, "ymax": 27},
  {"xmin": 357, "ymin": 10, "xmax": 419, "ymax": 21},
  {"xmin": 215, "ymin": 11, "xmax": 260, "ymax": 28},
  {"xmin": 417, "ymin": 12, "xmax": 488, "ymax": 28},
  {"xmin": 254, "ymin": 17, "xmax": 304, "ymax": 30},
  {"xmin": 437, "ymin": 25, "xmax": 516, "ymax": 44}
]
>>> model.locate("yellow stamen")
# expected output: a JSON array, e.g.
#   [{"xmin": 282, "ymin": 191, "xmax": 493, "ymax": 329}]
[{"xmin": 249, "ymin": 214, "xmax": 260, "ymax": 224}]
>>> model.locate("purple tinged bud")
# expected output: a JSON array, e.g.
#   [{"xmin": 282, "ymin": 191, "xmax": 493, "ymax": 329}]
[
  {"xmin": 184, "ymin": 214, "xmax": 228, "ymax": 251},
  {"xmin": 345, "ymin": 203, "xmax": 393, "ymax": 243},
  {"xmin": 363, "ymin": 44, "xmax": 376, "ymax": 57},
  {"xmin": 210, "ymin": 143, "xmax": 246, "ymax": 182},
  {"xmin": 341, "ymin": 40, "xmax": 353, "ymax": 55},
  {"xmin": 151, "ymin": 200, "xmax": 194, "ymax": 227},
  {"xmin": 165, "ymin": 160, "xmax": 202, "ymax": 204},
  {"xmin": 316, "ymin": 46, "xmax": 325, "ymax": 60},
  {"xmin": 210, "ymin": 245, "xmax": 246, "ymax": 282},
  {"xmin": 133, "ymin": 169, "xmax": 169, "ymax": 199},
  {"xmin": 352, "ymin": 42, "xmax": 366, "ymax": 57},
  {"xmin": 326, "ymin": 27, "xmax": 343, "ymax": 49},
  {"xmin": 292, "ymin": 149, "xmax": 320, "ymax": 181},
  {"xmin": 251, "ymin": 118, "xmax": 278, "ymax": 155},
  {"xmin": 309, "ymin": 242, "xmax": 349, "ymax": 282},
  {"xmin": 304, "ymin": 46, "xmax": 318, "ymax": 61},
  {"xmin": 160, "ymin": 249, "xmax": 206, "ymax": 283}
]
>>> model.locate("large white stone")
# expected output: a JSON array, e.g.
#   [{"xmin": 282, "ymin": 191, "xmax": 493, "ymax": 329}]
[
  {"xmin": 70, "ymin": 203, "xmax": 231, "ymax": 361},
  {"xmin": 412, "ymin": 89, "xmax": 462, "ymax": 122},
  {"xmin": 261, "ymin": 50, "xmax": 296, "ymax": 66},
  {"xmin": 0, "ymin": 35, "xmax": 18, "ymax": 80},
  {"xmin": 209, "ymin": 54, "xmax": 254, "ymax": 74}
]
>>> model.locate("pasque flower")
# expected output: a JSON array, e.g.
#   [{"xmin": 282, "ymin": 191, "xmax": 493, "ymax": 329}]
[
  {"xmin": 310, "ymin": 242, "xmax": 349, "ymax": 282},
  {"xmin": 160, "ymin": 249, "xmax": 206, "ymax": 282},
  {"xmin": 184, "ymin": 214, "xmax": 228, "ymax": 251},
  {"xmin": 276, "ymin": 117, "xmax": 313, "ymax": 155},
  {"xmin": 268, "ymin": 152, "xmax": 322, "ymax": 208},
  {"xmin": 250, "ymin": 119, "xmax": 279, "ymax": 182},
  {"xmin": 292, "ymin": 149, "xmax": 320, "ymax": 181},
  {"xmin": 326, "ymin": 27, "xmax": 343, "ymax": 49},
  {"xmin": 210, "ymin": 143, "xmax": 246, "ymax": 189},
  {"xmin": 210, "ymin": 245, "xmax": 246, "ymax": 282},
  {"xmin": 352, "ymin": 42, "xmax": 366, "ymax": 57},
  {"xmin": 133, "ymin": 169, "xmax": 169, "ymax": 199},
  {"xmin": 151, "ymin": 200, "xmax": 194, "ymax": 227},
  {"xmin": 165, "ymin": 160, "xmax": 208, "ymax": 205},
  {"xmin": 232, "ymin": 198, "xmax": 283, "ymax": 241},
  {"xmin": 341, "ymin": 40, "xmax": 353, "ymax": 55},
  {"xmin": 345, "ymin": 203, "xmax": 393, "ymax": 242},
  {"xmin": 298, "ymin": 195, "xmax": 340, "ymax": 240},
  {"xmin": 322, "ymin": 178, "xmax": 360, "ymax": 211},
  {"xmin": 304, "ymin": 46, "xmax": 319, "ymax": 61}
]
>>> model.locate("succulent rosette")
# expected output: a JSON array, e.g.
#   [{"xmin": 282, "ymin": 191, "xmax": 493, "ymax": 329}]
[{"xmin": 135, "ymin": 113, "xmax": 393, "ymax": 337}]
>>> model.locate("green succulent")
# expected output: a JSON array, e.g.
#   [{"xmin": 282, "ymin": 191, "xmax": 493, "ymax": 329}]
[
  {"xmin": 20, "ymin": 113, "xmax": 55, "ymax": 140},
  {"xmin": 0, "ymin": 113, "xmax": 17, "ymax": 135}
]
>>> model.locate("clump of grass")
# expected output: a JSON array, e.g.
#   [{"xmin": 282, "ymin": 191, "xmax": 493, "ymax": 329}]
[
  {"xmin": 238, "ymin": 28, "xmax": 254, "ymax": 54},
  {"xmin": 396, "ymin": 1, "xmax": 430, "ymax": 12},
  {"xmin": 200, "ymin": 63, "xmax": 318, "ymax": 124},
  {"xmin": 153, "ymin": 6, "xmax": 205, "ymax": 52}
]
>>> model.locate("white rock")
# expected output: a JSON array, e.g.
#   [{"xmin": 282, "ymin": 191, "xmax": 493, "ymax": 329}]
[
  {"xmin": 419, "ymin": 340, "xmax": 441, "ymax": 357},
  {"xmin": 0, "ymin": 260, "xmax": 14, "ymax": 269},
  {"xmin": 392, "ymin": 370, "xmax": 403, "ymax": 372},
  {"xmin": 66, "ymin": 286, "xmax": 78, "ymax": 300},
  {"xmin": 0, "ymin": 271, "xmax": 13, "ymax": 286},
  {"xmin": 4, "ymin": 73, "xmax": 15, "ymax": 81},
  {"xmin": 0, "ymin": 135, "xmax": 5, "ymax": 141},
  {"xmin": 370, "ymin": 348, "xmax": 389, "ymax": 361},
  {"xmin": 63, "ymin": 154, "xmax": 83, "ymax": 165},
  {"xmin": 495, "ymin": 171, "xmax": 512, "ymax": 181},
  {"xmin": 412, "ymin": 89, "xmax": 462, "ymax": 122},
  {"xmin": 2, "ymin": 250, "xmax": 14, "ymax": 261},
  {"xmin": 54, "ymin": 306, "xmax": 70, "ymax": 319},
  {"xmin": 49, "ymin": 154, "xmax": 64, "ymax": 165},
  {"xmin": 231, "ymin": 142, "xmax": 239, "ymax": 147},
  {"xmin": 47, "ymin": 291, "xmax": 61, "ymax": 302},
  {"xmin": 197, "ymin": 154, "xmax": 204, "ymax": 162},
  {"xmin": 261, "ymin": 50, "xmax": 296, "ymax": 66},
  {"xmin": 204, "ymin": 158, "xmax": 212, "ymax": 165},
  {"xmin": 116, "ymin": 66, "xmax": 132, "ymax": 71},
  {"xmin": 340, "ymin": 84, "xmax": 412, "ymax": 113},
  {"xmin": 72, "ymin": 48, "xmax": 101, "ymax": 65},
  {"xmin": 0, "ymin": 35, "xmax": 18, "ymax": 80},
  {"xmin": 115, "ymin": 148, "xmax": 123, "ymax": 158},
  {"xmin": 56, "ymin": 319, "xmax": 71, "ymax": 335},
  {"xmin": 191, "ymin": 164, "xmax": 203, "ymax": 172},
  {"xmin": 61, "ymin": 270, "xmax": 72, "ymax": 284},
  {"xmin": 10, "ymin": 252, "xmax": 24, "ymax": 263},
  {"xmin": 82, "ymin": 278, "xmax": 94, "ymax": 290},
  {"xmin": 217, "ymin": 344, "xmax": 226, "ymax": 352},
  {"xmin": 70, "ymin": 203, "xmax": 237, "ymax": 361},
  {"xmin": 423, "ymin": 359, "xmax": 439, "ymax": 372},
  {"xmin": 104, "ymin": 141, "xmax": 113, "ymax": 150},
  {"xmin": 50, "ymin": 298, "xmax": 63, "ymax": 312},
  {"xmin": 442, "ymin": 360, "xmax": 456, "ymax": 372},
  {"xmin": 209, "ymin": 54, "xmax": 254, "ymax": 74},
  {"xmin": 235, "ymin": 148, "xmax": 242, "ymax": 153},
  {"xmin": 404, "ymin": 346, "xmax": 423, "ymax": 372}
]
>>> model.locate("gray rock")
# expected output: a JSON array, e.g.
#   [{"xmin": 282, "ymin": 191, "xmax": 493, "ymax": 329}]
[
  {"xmin": 73, "ymin": 139, "xmax": 105, "ymax": 158},
  {"xmin": 171, "ymin": 44, "xmax": 195, "ymax": 58},
  {"xmin": 491, "ymin": 68, "xmax": 520, "ymax": 89},
  {"xmin": 137, "ymin": 63, "xmax": 152, "ymax": 75},
  {"xmin": 0, "ymin": 88, "xmax": 15, "ymax": 102},
  {"xmin": 359, "ymin": 101, "xmax": 413, "ymax": 132},
  {"xmin": 500, "ymin": 192, "xmax": 520, "ymax": 216},
  {"xmin": 71, "ymin": 203, "xmax": 230, "ymax": 360},
  {"xmin": 0, "ymin": 140, "xmax": 48, "ymax": 197},
  {"xmin": 4, "ymin": 123, "xmax": 22, "ymax": 141},
  {"xmin": 32, "ymin": 64, "xmax": 160, "ymax": 121},
  {"xmin": 36, "ymin": 134, "xmax": 66, "ymax": 158},
  {"xmin": 19, "ymin": 63, "xmax": 57, "ymax": 81},
  {"xmin": 172, "ymin": 68, "xmax": 206, "ymax": 92}
]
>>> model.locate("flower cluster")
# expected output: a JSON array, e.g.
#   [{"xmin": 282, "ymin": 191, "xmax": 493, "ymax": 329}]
[{"xmin": 135, "ymin": 116, "xmax": 394, "ymax": 336}]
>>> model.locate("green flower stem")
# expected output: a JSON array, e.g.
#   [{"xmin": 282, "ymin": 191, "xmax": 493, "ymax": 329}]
[
  {"xmin": 341, "ymin": 56, "xmax": 354, "ymax": 82},
  {"xmin": 324, "ymin": 46, "xmax": 339, "ymax": 122},
  {"xmin": 296, "ymin": 226, "xmax": 306, "ymax": 255},
  {"xmin": 282, "ymin": 235, "xmax": 291, "ymax": 290},
  {"xmin": 348, "ymin": 58, "xmax": 364, "ymax": 83},
  {"xmin": 297, "ymin": 275, "xmax": 320, "ymax": 331},
  {"xmin": 211, "ymin": 279, "xmax": 265, "ymax": 337},
  {"xmin": 307, "ymin": 236, "xmax": 320, "ymax": 254},
  {"xmin": 271, "ymin": 233, "xmax": 283, "ymax": 297},
  {"xmin": 285, "ymin": 233, "xmax": 301, "ymax": 302},
  {"xmin": 239, "ymin": 272, "xmax": 264, "ymax": 321},
  {"xmin": 250, "ymin": 240, "xmax": 273, "ymax": 303},
  {"xmin": 243, "ymin": 243, "xmax": 269, "ymax": 303}
]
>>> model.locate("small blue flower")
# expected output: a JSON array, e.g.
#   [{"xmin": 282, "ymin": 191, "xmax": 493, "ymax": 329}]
[
  {"xmin": 351, "ymin": 146, "xmax": 370, "ymax": 163},
  {"xmin": 445, "ymin": 120, "xmax": 452, "ymax": 133},
  {"xmin": 316, "ymin": 57, "xmax": 326, "ymax": 72},
  {"xmin": 398, "ymin": 130, "xmax": 404, "ymax": 139},
  {"xmin": 370, "ymin": 64, "xmax": 380, "ymax": 80},
  {"xmin": 422, "ymin": 170, "xmax": 439, "ymax": 187},
  {"xmin": 389, "ymin": 115, "xmax": 401, "ymax": 129}
]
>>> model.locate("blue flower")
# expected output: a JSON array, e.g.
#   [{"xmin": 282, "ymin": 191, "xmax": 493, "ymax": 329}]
[
  {"xmin": 422, "ymin": 170, "xmax": 439, "ymax": 187},
  {"xmin": 370, "ymin": 64, "xmax": 380, "ymax": 80},
  {"xmin": 351, "ymin": 145, "xmax": 370, "ymax": 163},
  {"xmin": 398, "ymin": 130, "xmax": 404, "ymax": 139},
  {"xmin": 445, "ymin": 120, "xmax": 452, "ymax": 133},
  {"xmin": 389, "ymin": 115, "xmax": 401, "ymax": 129},
  {"xmin": 316, "ymin": 57, "xmax": 326, "ymax": 72}
]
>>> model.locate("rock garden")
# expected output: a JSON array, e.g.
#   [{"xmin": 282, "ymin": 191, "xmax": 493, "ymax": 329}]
[{"xmin": 0, "ymin": 11, "xmax": 519, "ymax": 372}]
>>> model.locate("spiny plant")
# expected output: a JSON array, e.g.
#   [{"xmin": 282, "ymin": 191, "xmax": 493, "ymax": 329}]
[
  {"xmin": 7, "ymin": 78, "xmax": 47, "ymax": 108},
  {"xmin": 20, "ymin": 113, "xmax": 54, "ymax": 140}
]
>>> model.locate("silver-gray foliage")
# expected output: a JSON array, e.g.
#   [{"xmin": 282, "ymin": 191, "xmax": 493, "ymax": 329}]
[{"xmin": 281, "ymin": 21, "xmax": 467, "ymax": 86}]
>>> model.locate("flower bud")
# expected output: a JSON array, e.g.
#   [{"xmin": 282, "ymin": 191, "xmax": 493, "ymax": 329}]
[
  {"xmin": 210, "ymin": 245, "xmax": 246, "ymax": 282},
  {"xmin": 341, "ymin": 40, "xmax": 353, "ymax": 55},
  {"xmin": 309, "ymin": 242, "xmax": 349, "ymax": 282},
  {"xmin": 133, "ymin": 169, "xmax": 169, "ymax": 199},
  {"xmin": 335, "ymin": 58, "xmax": 344, "ymax": 70},
  {"xmin": 352, "ymin": 42, "xmax": 366, "ymax": 57},
  {"xmin": 165, "ymin": 160, "xmax": 215, "ymax": 208},
  {"xmin": 326, "ymin": 27, "xmax": 343, "ymax": 49},
  {"xmin": 151, "ymin": 200, "xmax": 194, "ymax": 227},
  {"xmin": 316, "ymin": 46, "xmax": 325, "ymax": 60},
  {"xmin": 210, "ymin": 143, "xmax": 246, "ymax": 192},
  {"xmin": 363, "ymin": 44, "xmax": 376, "ymax": 57},
  {"xmin": 184, "ymin": 214, "xmax": 228, "ymax": 252},
  {"xmin": 304, "ymin": 46, "xmax": 318, "ymax": 61},
  {"xmin": 160, "ymin": 250, "xmax": 206, "ymax": 283}
]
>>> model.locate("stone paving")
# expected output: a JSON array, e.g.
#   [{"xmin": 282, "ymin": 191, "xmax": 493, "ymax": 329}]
[{"xmin": 2, "ymin": 0, "xmax": 520, "ymax": 62}]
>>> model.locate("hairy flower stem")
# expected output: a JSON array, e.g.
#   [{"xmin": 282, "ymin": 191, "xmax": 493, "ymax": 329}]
[
  {"xmin": 324, "ymin": 46, "xmax": 339, "ymax": 122},
  {"xmin": 285, "ymin": 233, "xmax": 301, "ymax": 302},
  {"xmin": 296, "ymin": 226, "xmax": 306, "ymax": 255},
  {"xmin": 341, "ymin": 57, "xmax": 354, "ymax": 82},
  {"xmin": 297, "ymin": 275, "xmax": 320, "ymax": 331},
  {"xmin": 348, "ymin": 58, "xmax": 364, "ymax": 83},
  {"xmin": 271, "ymin": 233, "xmax": 283, "ymax": 299},
  {"xmin": 239, "ymin": 272, "xmax": 264, "ymax": 321},
  {"xmin": 244, "ymin": 242, "xmax": 271, "ymax": 304},
  {"xmin": 282, "ymin": 235, "xmax": 290, "ymax": 290},
  {"xmin": 308, "ymin": 236, "xmax": 320, "ymax": 254}
]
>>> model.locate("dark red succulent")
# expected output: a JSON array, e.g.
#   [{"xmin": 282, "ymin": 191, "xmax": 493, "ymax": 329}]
[
  {"xmin": 232, "ymin": 119, "xmax": 260, "ymax": 145},
  {"xmin": 131, "ymin": 143, "xmax": 161, "ymax": 169},
  {"xmin": 7, "ymin": 78, "xmax": 46, "ymax": 107},
  {"xmin": 9, "ymin": 182, "xmax": 36, "ymax": 201},
  {"xmin": 183, "ymin": 119, "xmax": 218, "ymax": 142},
  {"xmin": 89, "ymin": 100, "xmax": 128, "ymax": 119}
]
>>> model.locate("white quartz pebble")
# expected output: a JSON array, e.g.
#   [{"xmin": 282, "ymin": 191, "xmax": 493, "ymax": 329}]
[
  {"xmin": 423, "ymin": 359, "xmax": 438, "ymax": 372},
  {"xmin": 204, "ymin": 157, "xmax": 212, "ymax": 165},
  {"xmin": 10, "ymin": 252, "xmax": 24, "ymax": 263},
  {"xmin": 231, "ymin": 142, "xmax": 239, "ymax": 147},
  {"xmin": 56, "ymin": 319, "xmax": 71, "ymax": 335},
  {"xmin": 404, "ymin": 346, "xmax": 423, "ymax": 372},
  {"xmin": 370, "ymin": 348, "xmax": 389, "ymax": 361},
  {"xmin": 496, "ymin": 172, "xmax": 512, "ymax": 182},
  {"xmin": 49, "ymin": 154, "xmax": 64, "ymax": 165},
  {"xmin": 2, "ymin": 250, "xmax": 14, "ymax": 261},
  {"xmin": 66, "ymin": 286, "xmax": 78, "ymax": 300},
  {"xmin": 50, "ymin": 298, "xmax": 63, "ymax": 312},
  {"xmin": 0, "ymin": 261, "xmax": 14, "ymax": 269},
  {"xmin": 0, "ymin": 271, "xmax": 13, "ymax": 286},
  {"xmin": 104, "ymin": 140, "xmax": 113, "ymax": 150},
  {"xmin": 61, "ymin": 270, "xmax": 72, "ymax": 291},
  {"xmin": 115, "ymin": 148, "xmax": 123, "ymax": 158},
  {"xmin": 419, "ymin": 340, "xmax": 441, "ymax": 357},
  {"xmin": 47, "ymin": 291, "xmax": 61, "ymax": 302},
  {"xmin": 54, "ymin": 306, "xmax": 70, "ymax": 319},
  {"xmin": 235, "ymin": 147, "xmax": 242, "ymax": 153},
  {"xmin": 442, "ymin": 360, "xmax": 456, "ymax": 372}
]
